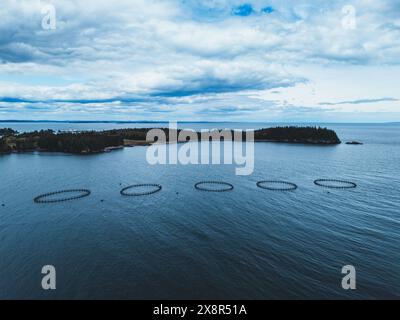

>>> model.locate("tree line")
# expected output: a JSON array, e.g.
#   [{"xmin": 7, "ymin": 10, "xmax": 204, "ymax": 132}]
[{"xmin": 0, "ymin": 126, "xmax": 341, "ymax": 154}]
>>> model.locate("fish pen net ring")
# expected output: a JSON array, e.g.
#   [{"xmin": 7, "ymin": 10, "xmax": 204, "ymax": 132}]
[
  {"xmin": 34, "ymin": 189, "xmax": 91, "ymax": 203},
  {"xmin": 314, "ymin": 179, "xmax": 357, "ymax": 189},
  {"xmin": 120, "ymin": 184, "xmax": 162, "ymax": 196},
  {"xmin": 256, "ymin": 180, "xmax": 298, "ymax": 191},
  {"xmin": 194, "ymin": 181, "xmax": 234, "ymax": 192}
]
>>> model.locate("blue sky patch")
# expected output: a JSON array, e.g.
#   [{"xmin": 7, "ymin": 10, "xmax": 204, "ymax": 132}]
[
  {"xmin": 232, "ymin": 4, "xmax": 255, "ymax": 17},
  {"xmin": 261, "ymin": 6, "xmax": 274, "ymax": 14}
]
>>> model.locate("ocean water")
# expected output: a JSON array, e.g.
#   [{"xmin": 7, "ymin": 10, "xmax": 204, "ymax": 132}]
[{"xmin": 0, "ymin": 123, "xmax": 399, "ymax": 299}]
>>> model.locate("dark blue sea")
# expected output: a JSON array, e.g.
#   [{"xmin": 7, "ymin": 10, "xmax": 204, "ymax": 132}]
[{"xmin": 0, "ymin": 122, "xmax": 399, "ymax": 299}]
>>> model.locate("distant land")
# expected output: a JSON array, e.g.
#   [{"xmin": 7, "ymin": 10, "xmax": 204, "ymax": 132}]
[
  {"xmin": 0, "ymin": 126, "xmax": 341, "ymax": 154},
  {"xmin": 0, "ymin": 120, "xmax": 399, "ymax": 124},
  {"xmin": 0, "ymin": 120, "xmax": 170, "ymax": 124},
  {"xmin": 0, "ymin": 119, "xmax": 400, "ymax": 127}
]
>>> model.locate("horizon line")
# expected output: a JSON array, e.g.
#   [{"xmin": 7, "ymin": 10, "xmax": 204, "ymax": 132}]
[{"xmin": 0, "ymin": 120, "xmax": 399, "ymax": 125}]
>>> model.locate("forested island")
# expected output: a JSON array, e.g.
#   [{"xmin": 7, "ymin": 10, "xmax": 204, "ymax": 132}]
[{"xmin": 0, "ymin": 126, "xmax": 341, "ymax": 154}]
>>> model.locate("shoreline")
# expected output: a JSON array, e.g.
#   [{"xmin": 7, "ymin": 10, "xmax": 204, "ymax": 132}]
[{"xmin": 0, "ymin": 139, "xmax": 341, "ymax": 156}]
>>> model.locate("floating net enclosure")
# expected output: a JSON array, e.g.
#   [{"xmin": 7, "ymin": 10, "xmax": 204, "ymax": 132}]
[
  {"xmin": 34, "ymin": 189, "xmax": 91, "ymax": 203},
  {"xmin": 256, "ymin": 180, "xmax": 298, "ymax": 191},
  {"xmin": 120, "ymin": 184, "xmax": 162, "ymax": 196},
  {"xmin": 194, "ymin": 181, "xmax": 234, "ymax": 192},
  {"xmin": 314, "ymin": 179, "xmax": 357, "ymax": 189}
]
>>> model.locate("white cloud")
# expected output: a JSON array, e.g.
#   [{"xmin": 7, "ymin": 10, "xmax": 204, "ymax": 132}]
[{"xmin": 0, "ymin": 0, "xmax": 399, "ymax": 120}]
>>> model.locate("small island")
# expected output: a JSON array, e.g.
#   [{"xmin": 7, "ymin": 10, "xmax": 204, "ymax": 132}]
[
  {"xmin": 346, "ymin": 141, "xmax": 363, "ymax": 145},
  {"xmin": 0, "ymin": 126, "xmax": 341, "ymax": 155}
]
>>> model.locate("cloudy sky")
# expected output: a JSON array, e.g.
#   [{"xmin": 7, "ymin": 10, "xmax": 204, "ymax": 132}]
[{"xmin": 0, "ymin": 0, "xmax": 399, "ymax": 122}]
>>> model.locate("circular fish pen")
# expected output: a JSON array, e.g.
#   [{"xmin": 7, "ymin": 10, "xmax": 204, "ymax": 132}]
[
  {"xmin": 314, "ymin": 179, "xmax": 357, "ymax": 189},
  {"xmin": 194, "ymin": 181, "xmax": 234, "ymax": 192},
  {"xmin": 256, "ymin": 180, "xmax": 298, "ymax": 191},
  {"xmin": 34, "ymin": 189, "xmax": 91, "ymax": 203},
  {"xmin": 120, "ymin": 184, "xmax": 162, "ymax": 196}
]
